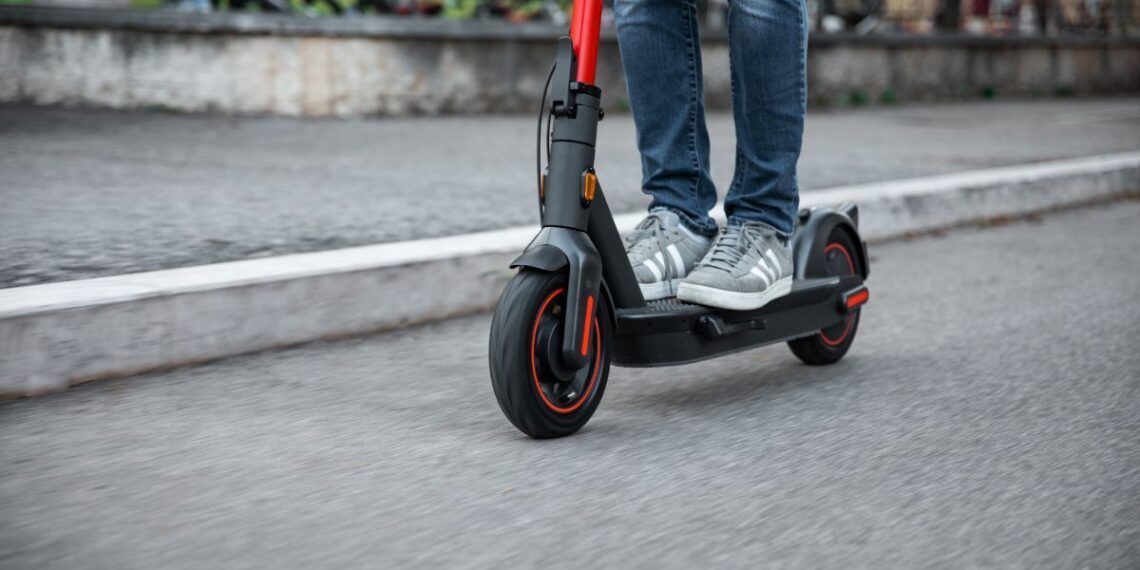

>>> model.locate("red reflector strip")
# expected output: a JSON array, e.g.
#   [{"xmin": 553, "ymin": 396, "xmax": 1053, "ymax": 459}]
[
  {"xmin": 846, "ymin": 289, "xmax": 869, "ymax": 309},
  {"xmin": 580, "ymin": 295, "xmax": 595, "ymax": 357}
]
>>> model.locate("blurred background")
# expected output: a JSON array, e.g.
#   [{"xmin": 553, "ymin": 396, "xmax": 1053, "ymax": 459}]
[
  {"xmin": 1, "ymin": 0, "xmax": 1137, "ymax": 286},
  {"xmin": 1, "ymin": 0, "xmax": 1138, "ymax": 567},
  {"xmin": 13, "ymin": 0, "xmax": 1140, "ymax": 35}
]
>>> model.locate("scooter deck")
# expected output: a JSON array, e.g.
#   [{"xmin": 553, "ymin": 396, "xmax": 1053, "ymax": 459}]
[{"xmin": 612, "ymin": 276, "xmax": 860, "ymax": 367}]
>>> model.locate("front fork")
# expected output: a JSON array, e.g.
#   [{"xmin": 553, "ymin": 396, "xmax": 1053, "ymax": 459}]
[{"xmin": 511, "ymin": 37, "xmax": 642, "ymax": 370}]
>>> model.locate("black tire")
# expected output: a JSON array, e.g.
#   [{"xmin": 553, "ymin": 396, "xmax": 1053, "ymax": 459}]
[
  {"xmin": 489, "ymin": 269, "xmax": 612, "ymax": 438},
  {"xmin": 788, "ymin": 228, "xmax": 864, "ymax": 365}
]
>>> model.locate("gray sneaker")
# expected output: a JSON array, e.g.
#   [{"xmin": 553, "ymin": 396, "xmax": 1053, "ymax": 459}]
[
  {"xmin": 676, "ymin": 221, "xmax": 794, "ymax": 310},
  {"xmin": 625, "ymin": 209, "xmax": 713, "ymax": 301}
]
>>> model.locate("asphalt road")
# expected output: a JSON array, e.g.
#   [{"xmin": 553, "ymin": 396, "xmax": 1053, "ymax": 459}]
[
  {"xmin": 2, "ymin": 200, "xmax": 1138, "ymax": 568},
  {"xmin": 3, "ymin": 98, "xmax": 1140, "ymax": 287}
]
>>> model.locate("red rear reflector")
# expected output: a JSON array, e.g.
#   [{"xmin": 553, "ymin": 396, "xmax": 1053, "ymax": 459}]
[{"xmin": 846, "ymin": 290, "xmax": 869, "ymax": 309}]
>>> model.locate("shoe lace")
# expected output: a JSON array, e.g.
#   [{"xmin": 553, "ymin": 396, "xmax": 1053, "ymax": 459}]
[
  {"xmin": 703, "ymin": 223, "xmax": 766, "ymax": 274},
  {"xmin": 625, "ymin": 213, "xmax": 678, "ymax": 282}
]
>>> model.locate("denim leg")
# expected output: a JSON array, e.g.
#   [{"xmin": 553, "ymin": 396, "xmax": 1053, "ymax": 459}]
[
  {"xmin": 723, "ymin": 0, "xmax": 807, "ymax": 237},
  {"xmin": 614, "ymin": 0, "xmax": 720, "ymax": 237}
]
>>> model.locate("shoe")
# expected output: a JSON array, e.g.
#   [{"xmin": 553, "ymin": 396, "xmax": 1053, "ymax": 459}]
[
  {"xmin": 624, "ymin": 209, "xmax": 714, "ymax": 301},
  {"xmin": 676, "ymin": 221, "xmax": 794, "ymax": 311}
]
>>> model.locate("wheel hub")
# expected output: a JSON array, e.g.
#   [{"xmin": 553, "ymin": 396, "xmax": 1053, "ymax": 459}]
[
  {"xmin": 529, "ymin": 289, "xmax": 600, "ymax": 413},
  {"xmin": 535, "ymin": 317, "xmax": 576, "ymax": 381}
]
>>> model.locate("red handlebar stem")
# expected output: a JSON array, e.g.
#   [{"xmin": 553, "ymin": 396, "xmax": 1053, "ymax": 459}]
[{"xmin": 568, "ymin": 0, "xmax": 603, "ymax": 85}]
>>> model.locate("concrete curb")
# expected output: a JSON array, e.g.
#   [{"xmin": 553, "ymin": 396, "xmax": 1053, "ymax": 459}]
[{"xmin": 3, "ymin": 151, "xmax": 1138, "ymax": 397}]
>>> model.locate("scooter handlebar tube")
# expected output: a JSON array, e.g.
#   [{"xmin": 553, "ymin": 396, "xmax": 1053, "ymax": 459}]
[{"xmin": 568, "ymin": 0, "xmax": 603, "ymax": 84}]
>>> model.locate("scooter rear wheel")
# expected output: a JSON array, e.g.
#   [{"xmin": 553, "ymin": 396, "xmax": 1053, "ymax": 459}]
[
  {"xmin": 489, "ymin": 269, "xmax": 611, "ymax": 438},
  {"xmin": 788, "ymin": 228, "xmax": 864, "ymax": 365}
]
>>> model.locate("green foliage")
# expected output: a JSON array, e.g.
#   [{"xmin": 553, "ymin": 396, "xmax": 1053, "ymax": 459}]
[
  {"xmin": 118, "ymin": 0, "xmax": 570, "ymax": 19},
  {"xmin": 980, "ymin": 85, "xmax": 997, "ymax": 99},
  {"xmin": 289, "ymin": 0, "xmax": 353, "ymax": 16},
  {"xmin": 878, "ymin": 88, "xmax": 897, "ymax": 105},
  {"xmin": 443, "ymin": 0, "xmax": 480, "ymax": 19},
  {"xmin": 141, "ymin": 103, "xmax": 184, "ymax": 113},
  {"xmin": 847, "ymin": 89, "xmax": 869, "ymax": 107}
]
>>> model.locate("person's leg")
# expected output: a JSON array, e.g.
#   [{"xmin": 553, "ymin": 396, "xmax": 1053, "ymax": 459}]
[
  {"xmin": 614, "ymin": 0, "xmax": 720, "ymax": 238},
  {"xmin": 722, "ymin": 0, "xmax": 808, "ymax": 237},
  {"xmin": 676, "ymin": 0, "xmax": 806, "ymax": 310}
]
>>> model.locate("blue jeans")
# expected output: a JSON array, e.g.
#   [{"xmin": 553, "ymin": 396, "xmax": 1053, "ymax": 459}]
[{"xmin": 614, "ymin": 0, "xmax": 807, "ymax": 237}]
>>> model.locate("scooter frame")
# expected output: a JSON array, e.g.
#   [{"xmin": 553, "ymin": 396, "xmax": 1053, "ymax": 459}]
[{"xmin": 511, "ymin": 0, "xmax": 870, "ymax": 371}]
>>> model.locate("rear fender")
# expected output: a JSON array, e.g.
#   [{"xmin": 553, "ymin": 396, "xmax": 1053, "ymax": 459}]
[{"xmin": 791, "ymin": 203, "xmax": 870, "ymax": 280}]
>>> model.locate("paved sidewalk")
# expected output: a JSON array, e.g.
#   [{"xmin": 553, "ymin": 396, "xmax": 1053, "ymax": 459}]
[
  {"xmin": 2, "ymin": 98, "xmax": 1139, "ymax": 288},
  {"xmin": 2, "ymin": 201, "xmax": 1138, "ymax": 568}
]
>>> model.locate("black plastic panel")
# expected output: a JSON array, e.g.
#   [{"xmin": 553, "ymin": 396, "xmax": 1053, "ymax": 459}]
[{"xmin": 612, "ymin": 277, "xmax": 862, "ymax": 367}]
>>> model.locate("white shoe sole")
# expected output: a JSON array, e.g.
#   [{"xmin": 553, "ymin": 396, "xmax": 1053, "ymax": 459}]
[
  {"xmin": 676, "ymin": 276, "xmax": 794, "ymax": 311},
  {"xmin": 639, "ymin": 278, "xmax": 685, "ymax": 301}
]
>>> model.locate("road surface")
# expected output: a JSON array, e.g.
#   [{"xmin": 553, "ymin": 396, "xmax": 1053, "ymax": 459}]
[
  {"xmin": 2, "ymin": 98, "xmax": 1139, "ymax": 287},
  {"xmin": 2, "ymin": 199, "xmax": 1138, "ymax": 568}
]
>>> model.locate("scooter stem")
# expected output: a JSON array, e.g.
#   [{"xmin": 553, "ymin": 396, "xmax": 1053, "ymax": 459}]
[
  {"xmin": 513, "ymin": 1, "xmax": 636, "ymax": 371},
  {"xmin": 569, "ymin": 0, "xmax": 603, "ymax": 84}
]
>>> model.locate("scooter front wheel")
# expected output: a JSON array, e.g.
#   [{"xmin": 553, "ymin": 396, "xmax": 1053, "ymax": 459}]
[{"xmin": 489, "ymin": 269, "xmax": 612, "ymax": 438}]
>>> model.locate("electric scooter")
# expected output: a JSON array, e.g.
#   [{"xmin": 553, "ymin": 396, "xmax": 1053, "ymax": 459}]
[{"xmin": 489, "ymin": 0, "xmax": 870, "ymax": 438}]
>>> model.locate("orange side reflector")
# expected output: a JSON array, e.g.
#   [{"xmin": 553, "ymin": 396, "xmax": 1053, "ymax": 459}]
[
  {"xmin": 580, "ymin": 295, "xmax": 595, "ymax": 356},
  {"xmin": 846, "ymin": 289, "xmax": 869, "ymax": 309},
  {"xmin": 582, "ymin": 171, "xmax": 597, "ymax": 203}
]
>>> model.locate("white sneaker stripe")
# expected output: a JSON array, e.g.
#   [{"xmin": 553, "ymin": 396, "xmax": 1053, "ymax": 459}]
[
  {"xmin": 749, "ymin": 266, "xmax": 772, "ymax": 287},
  {"xmin": 764, "ymin": 248, "xmax": 784, "ymax": 278},
  {"xmin": 643, "ymin": 259, "xmax": 663, "ymax": 282},
  {"xmin": 666, "ymin": 244, "xmax": 687, "ymax": 277},
  {"xmin": 756, "ymin": 257, "xmax": 777, "ymax": 281}
]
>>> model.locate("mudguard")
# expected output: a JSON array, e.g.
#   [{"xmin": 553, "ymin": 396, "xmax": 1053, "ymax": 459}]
[
  {"xmin": 510, "ymin": 244, "xmax": 567, "ymax": 273},
  {"xmin": 791, "ymin": 202, "xmax": 870, "ymax": 280},
  {"xmin": 510, "ymin": 227, "xmax": 602, "ymax": 370}
]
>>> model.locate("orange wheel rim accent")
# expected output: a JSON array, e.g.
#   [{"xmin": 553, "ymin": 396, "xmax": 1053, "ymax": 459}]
[
  {"xmin": 819, "ymin": 243, "xmax": 856, "ymax": 347},
  {"xmin": 529, "ymin": 288, "xmax": 602, "ymax": 414}
]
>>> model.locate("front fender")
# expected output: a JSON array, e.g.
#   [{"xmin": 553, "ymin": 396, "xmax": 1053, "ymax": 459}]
[
  {"xmin": 511, "ymin": 244, "xmax": 568, "ymax": 272},
  {"xmin": 510, "ymin": 235, "xmax": 620, "ymax": 346},
  {"xmin": 509, "ymin": 227, "xmax": 602, "ymax": 369}
]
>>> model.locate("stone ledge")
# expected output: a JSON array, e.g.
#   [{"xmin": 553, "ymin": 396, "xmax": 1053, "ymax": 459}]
[{"xmin": 3, "ymin": 5, "xmax": 1138, "ymax": 46}]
